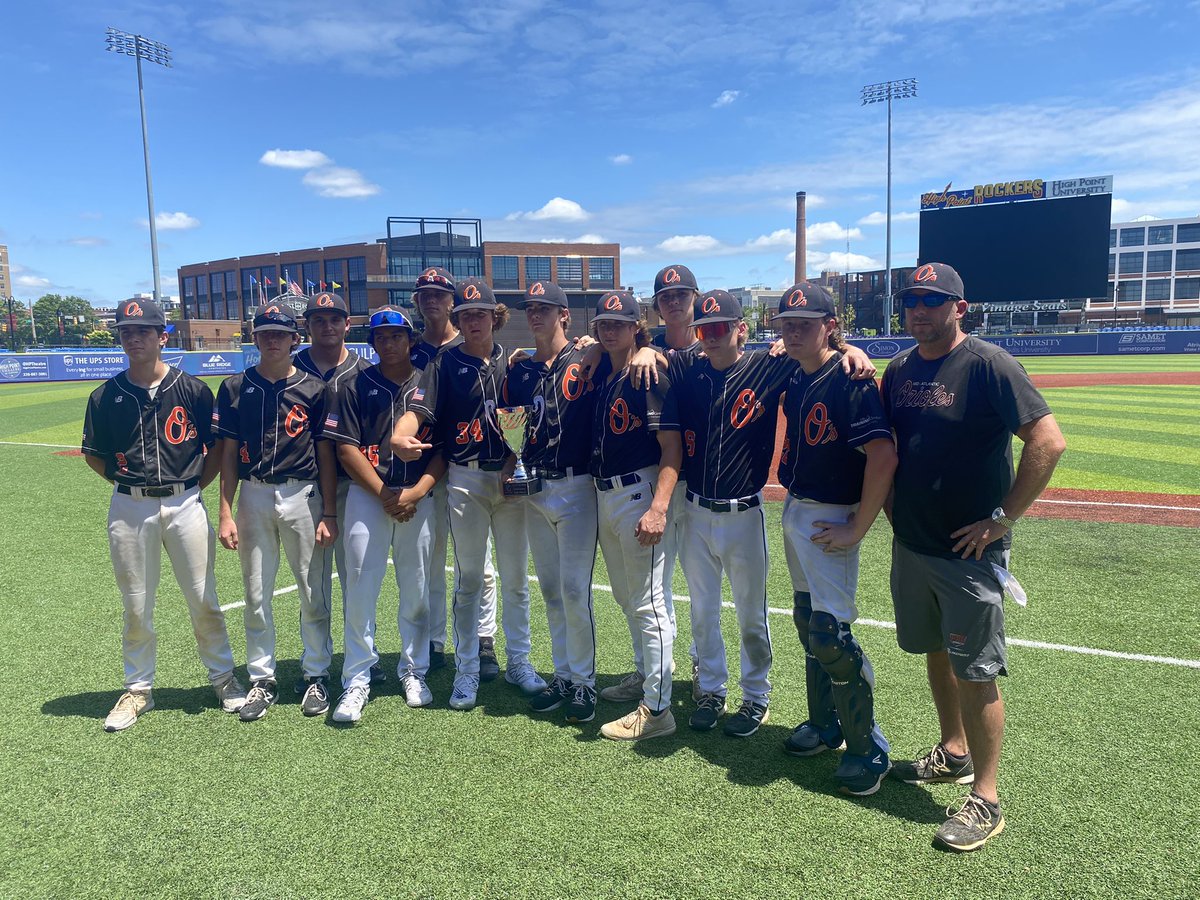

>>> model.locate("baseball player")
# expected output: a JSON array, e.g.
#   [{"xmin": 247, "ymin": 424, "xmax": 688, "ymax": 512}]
[
  {"xmin": 409, "ymin": 266, "xmax": 501, "ymax": 679},
  {"xmin": 507, "ymin": 281, "xmax": 607, "ymax": 723},
  {"xmin": 773, "ymin": 282, "xmax": 896, "ymax": 796},
  {"xmin": 215, "ymin": 306, "xmax": 338, "ymax": 721},
  {"xmin": 392, "ymin": 278, "xmax": 545, "ymax": 711},
  {"xmin": 323, "ymin": 306, "xmax": 445, "ymax": 723},
  {"xmin": 587, "ymin": 290, "xmax": 680, "ymax": 742},
  {"xmin": 83, "ymin": 298, "xmax": 246, "ymax": 732}
]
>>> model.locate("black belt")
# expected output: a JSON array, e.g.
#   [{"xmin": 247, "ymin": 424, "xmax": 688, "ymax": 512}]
[
  {"xmin": 537, "ymin": 466, "xmax": 587, "ymax": 480},
  {"xmin": 686, "ymin": 490, "xmax": 761, "ymax": 513},
  {"xmin": 253, "ymin": 474, "xmax": 307, "ymax": 484},
  {"xmin": 457, "ymin": 459, "xmax": 506, "ymax": 472},
  {"xmin": 594, "ymin": 473, "xmax": 643, "ymax": 491},
  {"xmin": 117, "ymin": 478, "xmax": 199, "ymax": 498},
  {"xmin": 385, "ymin": 483, "xmax": 420, "ymax": 492}
]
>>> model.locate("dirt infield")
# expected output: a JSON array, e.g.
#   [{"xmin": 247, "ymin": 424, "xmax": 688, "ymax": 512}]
[{"xmin": 1029, "ymin": 372, "xmax": 1200, "ymax": 388}]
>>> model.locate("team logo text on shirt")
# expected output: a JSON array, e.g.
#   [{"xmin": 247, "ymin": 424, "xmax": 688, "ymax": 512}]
[{"xmin": 892, "ymin": 380, "xmax": 956, "ymax": 408}]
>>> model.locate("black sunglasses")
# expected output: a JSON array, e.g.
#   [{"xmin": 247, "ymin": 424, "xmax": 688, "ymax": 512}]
[{"xmin": 901, "ymin": 293, "xmax": 959, "ymax": 309}]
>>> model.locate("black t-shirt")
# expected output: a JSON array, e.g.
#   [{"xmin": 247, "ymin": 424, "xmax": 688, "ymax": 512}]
[
  {"xmin": 323, "ymin": 365, "xmax": 437, "ymax": 487},
  {"xmin": 409, "ymin": 343, "xmax": 510, "ymax": 466},
  {"xmin": 82, "ymin": 368, "xmax": 214, "ymax": 486},
  {"xmin": 881, "ymin": 336, "xmax": 1051, "ymax": 557},
  {"xmin": 778, "ymin": 352, "xmax": 892, "ymax": 505},
  {"xmin": 507, "ymin": 344, "xmax": 610, "ymax": 473},
  {"xmin": 214, "ymin": 367, "xmax": 329, "ymax": 481},
  {"xmin": 294, "ymin": 347, "xmax": 370, "ymax": 480},
  {"xmin": 661, "ymin": 348, "xmax": 795, "ymax": 499},
  {"xmin": 410, "ymin": 334, "xmax": 463, "ymax": 371},
  {"xmin": 590, "ymin": 370, "xmax": 671, "ymax": 478}
]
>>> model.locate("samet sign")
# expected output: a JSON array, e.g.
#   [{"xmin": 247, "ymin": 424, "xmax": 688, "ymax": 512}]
[{"xmin": 921, "ymin": 179, "xmax": 1045, "ymax": 210}]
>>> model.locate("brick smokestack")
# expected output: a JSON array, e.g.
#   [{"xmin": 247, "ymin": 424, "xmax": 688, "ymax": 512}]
[{"xmin": 794, "ymin": 191, "xmax": 807, "ymax": 283}]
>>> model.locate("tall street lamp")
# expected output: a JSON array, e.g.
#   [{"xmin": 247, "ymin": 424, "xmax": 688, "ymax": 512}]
[
  {"xmin": 105, "ymin": 27, "xmax": 172, "ymax": 303},
  {"xmin": 862, "ymin": 77, "xmax": 917, "ymax": 336}
]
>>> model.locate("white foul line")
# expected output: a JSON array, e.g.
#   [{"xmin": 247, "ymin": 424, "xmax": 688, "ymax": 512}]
[
  {"xmin": 1032, "ymin": 498, "xmax": 1199, "ymax": 513},
  {"xmin": 220, "ymin": 563, "xmax": 1200, "ymax": 670},
  {"xmin": 0, "ymin": 440, "xmax": 77, "ymax": 449}
]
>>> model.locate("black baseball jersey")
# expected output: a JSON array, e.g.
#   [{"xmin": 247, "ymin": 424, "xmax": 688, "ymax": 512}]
[
  {"xmin": 294, "ymin": 347, "xmax": 370, "ymax": 480},
  {"xmin": 411, "ymin": 334, "xmax": 463, "ymax": 371},
  {"xmin": 778, "ymin": 352, "xmax": 892, "ymax": 505},
  {"xmin": 661, "ymin": 349, "xmax": 795, "ymax": 499},
  {"xmin": 590, "ymin": 370, "xmax": 672, "ymax": 478},
  {"xmin": 323, "ymin": 365, "xmax": 438, "ymax": 487},
  {"xmin": 213, "ymin": 367, "xmax": 330, "ymax": 481},
  {"xmin": 882, "ymin": 336, "xmax": 1051, "ymax": 558},
  {"xmin": 408, "ymin": 343, "xmax": 510, "ymax": 466},
  {"xmin": 652, "ymin": 332, "xmax": 701, "ymax": 361},
  {"xmin": 507, "ymin": 344, "xmax": 610, "ymax": 472},
  {"xmin": 82, "ymin": 367, "xmax": 214, "ymax": 486}
]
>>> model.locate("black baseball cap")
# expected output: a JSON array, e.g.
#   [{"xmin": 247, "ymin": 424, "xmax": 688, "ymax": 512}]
[
  {"xmin": 305, "ymin": 291, "xmax": 349, "ymax": 317},
  {"xmin": 773, "ymin": 281, "xmax": 837, "ymax": 320},
  {"xmin": 453, "ymin": 277, "xmax": 498, "ymax": 312},
  {"xmin": 523, "ymin": 281, "xmax": 568, "ymax": 308},
  {"xmin": 591, "ymin": 290, "xmax": 640, "ymax": 323},
  {"xmin": 414, "ymin": 266, "xmax": 455, "ymax": 295},
  {"xmin": 895, "ymin": 263, "xmax": 965, "ymax": 300},
  {"xmin": 253, "ymin": 306, "xmax": 299, "ymax": 334},
  {"xmin": 694, "ymin": 289, "xmax": 743, "ymax": 325},
  {"xmin": 368, "ymin": 305, "xmax": 415, "ymax": 332},
  {"xmin": 653, "ymin": 264, "xmax": 698, "ymax": 297},
  {"xmin": 114, "ymin": 298, "xmax": 166, "ymax": 329}
]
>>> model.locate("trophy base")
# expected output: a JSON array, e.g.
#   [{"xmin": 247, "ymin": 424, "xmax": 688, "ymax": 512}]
[{"xmin": 504, "ymin": 475, "xmax": 543, "ymax": 496}]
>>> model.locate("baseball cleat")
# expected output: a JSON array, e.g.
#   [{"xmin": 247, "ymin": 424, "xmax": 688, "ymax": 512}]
[
  {"xmin": 891, "ymin": 743, "xmax": 975, "ymax": 785},
  {"xmin": 300, "ymin": 677, "xmax": 331, "ymax": 717},
  {"xmin": 401, "ymin": 674, "xmax": 433, "ymax": 709},
  {"xmin": 369, "ymin": 664, "xmax": 387, "ymax": 686},
  {"xmin": 103, "ymin": 689, "xmax": 153, "ymax": 732},
  {"xmin": 934, "ymin": 793, "xmax": 1005, "ymax": 852},
  {"xmin": 601, "ymin": 704, "xmax": 677, "ymax": 742},
  {"xmin": 332, "ymin": 686, "xmax": 369, "ymax": 724},
  {"xmin": 599, "ymin": 671, "xmax": 644, "ymax": 703},
  {"xmin": 784, "ymin": 721, "xmax": 845, "ymax": 757},
  {"xmin": 428, "ymin": 642, "xmax": 447, "ymax": 672},
  {"xmin": 835, "ymin": 751, "xmax": 892, "ymax": 796},
  {"xmin": 723, "ymin": 701, "xmax": 770, "ymax": 738},
  {"xmin": 479, "ymin": 637, "xmax": 500, "ymax": 682},
  {"xmin": 239, "ymin": 680, "xmax": 278, "ymax": 721},
  {"xmin": 449, "ymin": 674, "xmax": 480, "ymax": 711},
  {"xmin": 529, "ymin": 675, "xmax": 572, "ymax": 713},
  {"xmin": 564, "ymin": 685, "xmax": 597, "ymax": 724},
  {"xmin": 214, "ymin": 676, "xmax": 248, "ymax": 713},
  {"xmin": 689, "ymin": 693, "xmax": 727, "ymax": 731},
  {"xmin": 504, "ymin": 662, "xmax": 548, "ymax": 696}
]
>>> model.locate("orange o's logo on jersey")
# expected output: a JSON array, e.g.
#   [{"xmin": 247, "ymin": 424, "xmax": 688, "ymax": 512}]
[
  {"xmin": 603, "ymin": 294, "xmax": 622, "ymax": 310},
  {"xmin": 663, "ymin": 268, "xmax": 681, "ymax": 285},
  {"xmin": 730, "ymin": 388, "xmax": 758, "ymax": 429},
  {"xmin": 124, "ymin": 302, "xmax": 143, "ymax": 317},
  {"xmin": 787, "ymin": 289, "xmax": 807, "ymax": 308},
  {"xmin": 284, "ymin": 404, "xmax": 309, "ymax": 438},
  {"xmin": 609, "ymin": 398, "xmax": 632, "ymax": 434},
  {"xmin": 803, "ymin": 402, "xmax": 839, "ymax": 446},
  {"xmin": 464, "ymin": 284, "xmax": 481, "ymax": 301},
  {"xmin": 561, "ymin": 363, "xmax": 586, "ymax": 401},
  {"xmin": 316, "ymin": 293, "xmax": 334, "ymax": 307},
  {"xmin": 530, "ymin": 282, "xmax": 546, "ymax": 296},
  {"xmin": 164, "ymin": 406, "xmax": 192, "ymax": 445},
  {"xmin": 913, "ymin": 264, "xmax": 938, "ymax": 283},
  {"xmin": 702, "ymin": 295, "xmax": 720, "ymax": 314}
]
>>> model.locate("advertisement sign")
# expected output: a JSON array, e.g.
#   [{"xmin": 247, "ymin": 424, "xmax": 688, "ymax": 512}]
[
  {"xmin": 0, "ymin": 355, "xmax": 50, "ymax": 382},
  {"xmin": 1046, "ymin": 176, "xmax": 1113, "ymax": 199},
  {"xmin": 921, "ymin": 175, "xmax": 1112, "ymax": 210}
]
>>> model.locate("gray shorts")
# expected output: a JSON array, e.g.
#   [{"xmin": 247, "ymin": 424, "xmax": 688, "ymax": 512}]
[{"xmin": 890, "ymin": 539, "xmax": 1008, "ymax": 681}]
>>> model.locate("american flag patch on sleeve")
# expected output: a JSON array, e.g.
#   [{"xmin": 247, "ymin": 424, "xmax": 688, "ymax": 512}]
[
  {"xmin": 412, "ymin": 388, "xmax": 425, "ymax": 403},
  {"xmin": 211, "ymin": 411, "xmax": 220, "ymax": 424},
  {"xmin": 324, "ymin": 414, "xmax": 339, "ymax": 429}
]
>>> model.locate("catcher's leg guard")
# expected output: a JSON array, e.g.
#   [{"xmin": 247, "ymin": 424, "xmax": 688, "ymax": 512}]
[
  {"xmin": 809, "ymin": 611, "xmax": 878, "ymax": 757},
  {"xmin": 794, "ymin": 592, "xmax": 836, "ymax": 729}
]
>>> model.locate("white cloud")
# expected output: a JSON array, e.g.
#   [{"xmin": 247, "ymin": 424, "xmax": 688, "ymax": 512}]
[
  {"xmin": 746, "ymin": 228, "xmax": 795, "ymax": 249},
  {"xmin": 610, "ymin": 153, "xmax": 633, "ymax": 165},
  {"xmin": 712, "ymin": 90, "xmax": 741, "ymax": 108},
  {"xmin": 66, "ymin": 237, "xmax": 108, "ymax": 247},
  {"xmin": 572, "ymin": 233, "xmax": 608, "ymax": 243},
  {"xmin": 16, "ymin": 274, "xmax": 51, "ymax": 289},
  {"xmin": 152, "ymin": 211, "xmax": 200, "ymax": 230},
  {"xmin": 806, "ymin": 221, "xmax": 862, "ymax": 245},
  {"xmin": 857, "ymin": 210, "xmax": 921, "ymax": 226},
  {"xmin": 507, "ymin": 197, "xmax": 590, "ymax": 222},
  {"xmin": 622, "ymin": 245, "xmax": 647, "ymax": 257},
  {"xmin": 797, "ymin": 250, "xmax": 884, "ymax": 274},
  {"xmin": 301, "ymin": 167, "xmax": 381, "ymax": 199},
  {"xmin": 259, "ymin": 149, "xmax": 333, "ymax": 169},
  {"xmin": 657, "ymin": 234, "xmax": 723, "ymax": 254}
]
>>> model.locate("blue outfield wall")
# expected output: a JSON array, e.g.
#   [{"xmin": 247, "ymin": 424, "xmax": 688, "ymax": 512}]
[{"xmin": 2, "ymin": 335, "xmax": 1198, "ymax": 384}]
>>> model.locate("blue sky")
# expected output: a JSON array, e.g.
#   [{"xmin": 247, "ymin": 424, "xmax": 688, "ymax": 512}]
[{"xmin": 5, "ymin": 0, "xmax": 1199, "ymax": 306}]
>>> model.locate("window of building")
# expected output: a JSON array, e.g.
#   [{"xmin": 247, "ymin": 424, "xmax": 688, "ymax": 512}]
[
  {"xmin": 557, "ymin": 257, "xmax": 583, "ymax": 287},
  {"xmin": 1118, "ymin": 281, "xmax": 1142, "ymax": 303},
  {"xmin": 183, "ymin": 277, "xmax": 195, "ymax": 319},
  {"xmin": 390, "ymin": 255, "xmax": 421, "ymax": 282},
  {"xmin": 1146, "ymin": 250, "xmax": 1172, "ymax": 273},
  {"xmin": 261, "ymin": 266, "xmax": 277, "ymax": 293},
  {"xmin": 1148, "ymin": 225, "xmax": 1174, "ymax": 245},
  {"xmin": 349, "ymin": 285, "xmax": 368, "ymax": 315},
  {"xmin": 492, "ymin": 255, "xmax": 518, "ymax": 289},
  {"xmin": 1144, "ymin": 280, "xmax": 1171, "ymax": 302},
  {"xmin": 1117, "ymin": 252, "xmax": 1143, "ymax": 275},
  {"xmin": 348, "ymin": 256, "xmax": 367, "ymax": 282},
  {"xmin": 1177, "ymin": 223, "xmax": 1200, "ymax": 244},
  {"xmin": 325, "ymin": 259, "xmax": 346, "ymax": 287},
  {"xmin": 1176, "ymin": 248, "xmax": 1200, "ymax": 270},
  {"xmin": 525, "ymin": 256, "xmax": 551, "ymax": 282},
  {"xmin": 1119, "ymin": 228, "xmax": 1145, "ymax": 247},
  {"xmin": 302, "ymin": 261, "xmax": 320, "ymax": 294},
  {"xmin": 450, "ymin": 256, "xmax": 482, "ymax": 278},
  {"xmin": 1175, "ymin": 278, "xmax": 1200, "ymax": 300},
  {"xmin": 1107, "ymin": 255, "xmax": 1115, "ymax": 276},
  {"xmin": 587, "ymin": 257, "xmax": 614, "ymax": 288},
  {"xmin": 1108, "ymin": 229, "xmax": 1117, "ymax": 249}
]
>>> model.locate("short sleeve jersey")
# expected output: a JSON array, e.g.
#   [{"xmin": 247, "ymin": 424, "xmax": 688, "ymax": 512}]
[
  {"xmin": 410, "ymin": 334, "xmax": 463, "ymax": 371},
  {"xmin": 213, "ymin": 367, "xmax": 329, "ymax": 481},
  {"xmin": 408, "ymin": 343, "xmax": 510, "ymax": 466},
  {"xmin": 661, "ymin": 348, "xmax": 795, "ymax": 499},
  {"xmin": 294, "ymin": 347, "xmax": 371, "ymax": 480},
  {"xmin": 590, "ymin": 370, "xmax": 672, "ymax": 478},
  {"xmin": 778, "ymin": 352, "xmax": 892, "ymax": 505},
  {"xmin": 507, "ymin": 344, "xmax": 610, "ymax": 473},
  {"xmin": 323, "ymin": 365, "xmax": 437, "ymax": 487},
  {"xmin": 82, "ymin": 367, "xmax": 215, "ymax": 486},
  {"xmin": 652, "ymin": 332, "xmax": 701, "ymax": 362},
  {"xmin": 882, "ymin": 336, "xmax": 1051, "ymax": 558}
]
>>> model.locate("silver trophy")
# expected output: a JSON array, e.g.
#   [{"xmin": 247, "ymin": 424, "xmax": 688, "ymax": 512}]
[{"xmin": 495, "ymin": 405, "xmax": 542, "ymax": 496}]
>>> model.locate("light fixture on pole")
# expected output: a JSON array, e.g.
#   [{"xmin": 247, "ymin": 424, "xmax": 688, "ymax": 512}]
[
  {"xmin": 861, "ymin": 77, "xmax": 917, "ymax": 337},
  {"xmin": 105, "ymin": 27, "xmax": 172, "ymax": 303}
]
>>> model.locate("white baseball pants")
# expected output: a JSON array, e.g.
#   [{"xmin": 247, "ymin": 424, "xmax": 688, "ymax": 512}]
[
  {"xmin": 107, "ymin": 486, "xmax": 236, "ymax": 691},
  {"xmin": 429, "ymin": 480, "xmax": 499, "ymax": 646}
]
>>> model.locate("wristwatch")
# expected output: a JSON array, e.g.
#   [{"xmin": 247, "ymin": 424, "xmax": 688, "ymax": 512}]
[{"xmin": 991, "ymin": 506, "xmax": 1017, "ymax": 529}]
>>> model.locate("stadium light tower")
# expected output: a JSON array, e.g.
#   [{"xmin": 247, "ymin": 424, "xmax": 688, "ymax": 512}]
[
  {"xmin": 862, "ymin": 77, "xmax": 917, "ymax": 336},
  {"xmin": 106, "ymin": 27, "xmax": 172, "ymax": 303}
]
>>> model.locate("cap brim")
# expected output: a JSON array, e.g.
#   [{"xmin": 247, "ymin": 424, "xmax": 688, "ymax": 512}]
[
  {"xmin": 415, "ymin": 285, "xmax": 455, "ymax": 296},
  {"xmin": 895, "ymin": 285, "xmax": 960, "ymax": 299},
  {"xmin": 453, "ymin": 302, "xmax": 498, "ymax": 312},
  {"xmin": 772, "ymin": 310, "xmax": 831, "ymax": 320},
  {"xmin": 591, "ymin": 312, "xmax": 638, "ymax": 322},
  {"xmin": 694, "ymin": 315, "xmax": 741, "ymax": 325},
  {"xmin": 305, "ymin": 308, "xmax": 349, "ymax": 317},
  {"xmin": 253, "ymin": 324, "xmax": 298, "ymax": 333},
  {"xmin": 116, "ymin": 320, "xmax": 165, "ymax": 329},
  {"xmin": 654, "ymin": 286, "xmax": 697, "ymax": 297},
  {"xmin": 520, "ymin": 298, "xmax": 568, "ymax": 309}
]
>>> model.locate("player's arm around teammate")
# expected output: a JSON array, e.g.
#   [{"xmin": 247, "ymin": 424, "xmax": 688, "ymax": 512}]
[
  {"xmin": 83, "ymin": 299, "xmax": 246, "ymax": 732},
  {"xmin": 214, "ymin": 307, "xmax": 337, "ymax": 723},
  {"xmin": 771, "ymin": 283, "xmax": 897, "ymax": 797}
]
